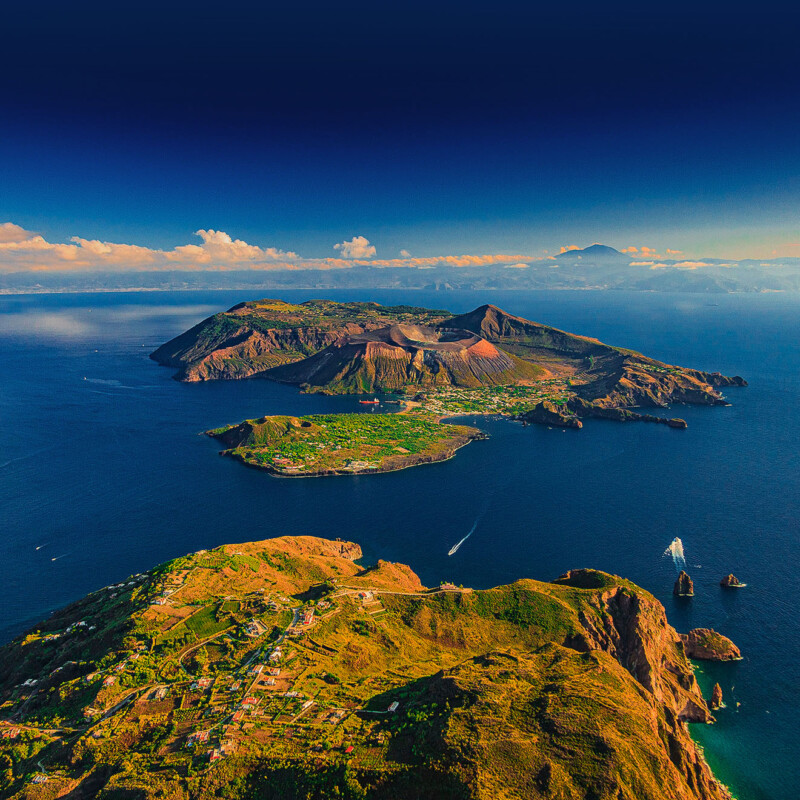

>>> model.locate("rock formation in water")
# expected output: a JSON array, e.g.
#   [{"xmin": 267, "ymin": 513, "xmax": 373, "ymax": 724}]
[
  {"xmin": 519, "ymin": 399, "xmax": 583, "ymax": 428},
  {"xmin": 681, "ymin": 628, "xmax": 742, "ymax": 661},
  {"xmin": 564, "ymin": 396, "xmax": 688, "ymax": 427},
  {"xmin": 674, "ymin": 570, "xmax": 695, "ymax": 596},
  {"xmin": 720, "ymin": 574, "xmax": 742, "ymax": 588},
  {"xmin": 710, "ymin": 683, "xmax": 724, "ymax": 710}
]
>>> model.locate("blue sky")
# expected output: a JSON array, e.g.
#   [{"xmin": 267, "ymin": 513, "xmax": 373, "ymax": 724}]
[{"xmin": 1, "ymin": 0, "xmax": 798, "ymax": 267}]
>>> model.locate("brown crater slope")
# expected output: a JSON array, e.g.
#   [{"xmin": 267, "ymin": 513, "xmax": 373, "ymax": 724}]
[{"xmin": 266, "ymin": 322, "xmax": 543, "ymax": 393}]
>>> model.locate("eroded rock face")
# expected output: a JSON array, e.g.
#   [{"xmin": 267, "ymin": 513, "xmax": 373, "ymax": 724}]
[
  {"xmin": 710, "ymin": 683, "xmax": 723, "ymax": 710},
  {"xmin": 519, "ymin": 400, "xmax": 583, "ymax": 428},
  {"xmin": 565, "ymin": 396, "xmax": 688, "ymax": 428},
  {"xmin": 680, "ymin": 628, "xmax": 742, "ymax": 661},
  {"xmin": 556, "ymin": 570, "xmax": 711, "ymax": 724},
  {"xmin": 720, "ymin": 574, "xmax": 742, "ymax": 587},
  {"xmin": 674, "ymin": 570, "xmax": 694, "ymax": 596}
]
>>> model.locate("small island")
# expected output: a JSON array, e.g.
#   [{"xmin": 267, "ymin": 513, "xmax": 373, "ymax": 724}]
[
  {"xmin": 208, "ymin": 413, "xmax": 484, "ymax": 477},
  {"xmin": 0, "ymin": 536, "xmax": 737, "ymax": 800},
  {"xmin": 153, "ymin": 299, "xmax": 746, "ymax": 479}
]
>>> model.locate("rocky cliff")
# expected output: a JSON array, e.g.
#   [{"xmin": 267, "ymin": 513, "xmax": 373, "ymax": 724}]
[{"xmin": 681, "ymin": 628, "xmax": 742, "ymax": 661}]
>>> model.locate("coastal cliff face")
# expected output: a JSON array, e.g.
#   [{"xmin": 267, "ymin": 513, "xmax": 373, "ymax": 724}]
[{"xmin": 0, "ymin": 540, "xmax": 733, "ymax": 800}]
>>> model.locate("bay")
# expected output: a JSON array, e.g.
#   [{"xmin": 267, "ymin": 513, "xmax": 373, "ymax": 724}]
[{"xmin": 1, "ymin": 288, "xmax": 798, "ymax": 798}]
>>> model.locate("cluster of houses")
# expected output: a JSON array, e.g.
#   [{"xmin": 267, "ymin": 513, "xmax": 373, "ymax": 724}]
[{"xmin": 103, "ymin": 575, "xmax": 145, "ymax": 599}]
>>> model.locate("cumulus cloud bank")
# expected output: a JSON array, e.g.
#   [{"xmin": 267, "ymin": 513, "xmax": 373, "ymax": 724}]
[
  {"xmin": 333, "ymin": 236, "xmax": 377, "ymax": 259},
  {"xmin": 0, "ymin": 223, "xmax": 531, "ymax": 274}
]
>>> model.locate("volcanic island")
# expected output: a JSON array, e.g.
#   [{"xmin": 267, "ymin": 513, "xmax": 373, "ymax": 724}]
[{"xmin": 151, "ymin": 299, "xmax": 746, "ymax": 477}]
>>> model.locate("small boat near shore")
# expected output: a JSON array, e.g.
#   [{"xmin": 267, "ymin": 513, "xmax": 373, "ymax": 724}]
[{"xmin": 359, "ymin": 398, "xmax": 380, "ymax": 405}]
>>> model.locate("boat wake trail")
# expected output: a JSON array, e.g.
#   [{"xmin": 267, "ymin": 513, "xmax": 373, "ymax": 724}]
[
  {"xmin": 663, "ymin": 537, "xmax": 687, "ymax": 573},
  {"xmin": 448, "ymin": 520, "xmax": 478, "ymax": 556}
]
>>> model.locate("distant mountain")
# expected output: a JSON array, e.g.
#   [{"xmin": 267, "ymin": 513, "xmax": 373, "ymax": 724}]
[
  {"xmin": 4, "ymin": 249, "xmax": 800, "ymax": 293},
  {"xmin": 555, "ymin": 244, "xmax": 625, "ymax": 260}
]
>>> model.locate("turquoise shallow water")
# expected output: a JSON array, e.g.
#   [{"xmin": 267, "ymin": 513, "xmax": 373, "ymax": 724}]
[{"xmin": 1, "ymin": 288, "xmax": 798, "ymax": 798}]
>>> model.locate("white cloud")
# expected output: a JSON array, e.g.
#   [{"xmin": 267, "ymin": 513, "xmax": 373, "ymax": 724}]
[
  {"xmin": 503, "ymin": 262, "xmax": 530, "ymax": 269},
  {"xmin": 0, "ymin": 226, "xmax": 300, "ymax": 273},
  {"xmin": 399, "ymin": 249, "xmax": 410, "ymax": 257},
  {"xmin": 558, "ymin": 245, "xmax": 580, "ymax": 254},
  {"xmin": 334, "ymin": 235, "xmax": 376, "ymax": 259},
  {"xmin": 0, "ymin": 222, "xmax": 35, "ymax": 243},
  {"xmin": 0, "ymin": 222, "xmax": 539, "ymax": 274}
]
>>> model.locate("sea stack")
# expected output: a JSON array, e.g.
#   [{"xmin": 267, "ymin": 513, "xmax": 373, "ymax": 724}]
[
  {"xmin": 710, "ymin": 683, "xmax": 724, "ymax": 710},
  {"xmin": 720, "ymin": 574, "xmax": 742, "ymax": 588},
  {"xmin": 681, "ymin": 628, "xmax": 742, "ymax": 661},
  {"xmin": 673, "ymin": 570, "xmax": 694, "ymax": 596}
]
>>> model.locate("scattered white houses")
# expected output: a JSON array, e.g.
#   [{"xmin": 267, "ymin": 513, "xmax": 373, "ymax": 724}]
[
  {"xmin": 229, "ymin": 680, "xmax": 242, "ymax": 692},
  {"xmin": 65, "ymin": 620, "xmax": 88, "ymax": 633},
  {"xmin": 264, "ymin": 678, "xmax": 276, "ymax": 686},
  {"xmin": 154, "ymin": 687, "xmax": 168, "ymax": 700},
  {"xmin": 103, "ymin": 676, "xmax": 116, "ymax": 687},
  {"xmin": 388, "ymin": 701, "xmax": 400, "ymax": 713},
  {"xmin": 268, "ymin": 648, "xmax": 282, "ymax": 663},
  {"xmin": 247, "ymin": 664, "xmax": 264, "ymax": 676},
  {"xmin": 31, "ymin": 774, "xmax": 47, "ymax": 784}
]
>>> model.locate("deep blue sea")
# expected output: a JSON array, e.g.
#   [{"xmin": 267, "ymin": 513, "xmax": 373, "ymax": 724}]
[{"xmin": 1, "ymin": 289, "xmax": 798, "ymax": 798}]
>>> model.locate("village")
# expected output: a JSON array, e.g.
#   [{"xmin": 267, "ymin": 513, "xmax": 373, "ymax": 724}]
[
  {"xmin": 405, "ymin": 379, "xmax": 572, "ymax": 420},
  {"xmin": 0, "ymin": 547, "xmax": 470, "ymax": 789}
]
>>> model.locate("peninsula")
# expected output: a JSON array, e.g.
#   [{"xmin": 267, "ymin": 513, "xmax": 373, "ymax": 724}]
[
  {"xmin": 207, "ymin": 414, "xmax": 483, "ymax": 477},
  {"xmin": 152, "ymin": 300, "xmax": 746, "ymax": 477},
  {"xmin": 0, "ymin": 536, "xmax": 735, "ymax": 800}
]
